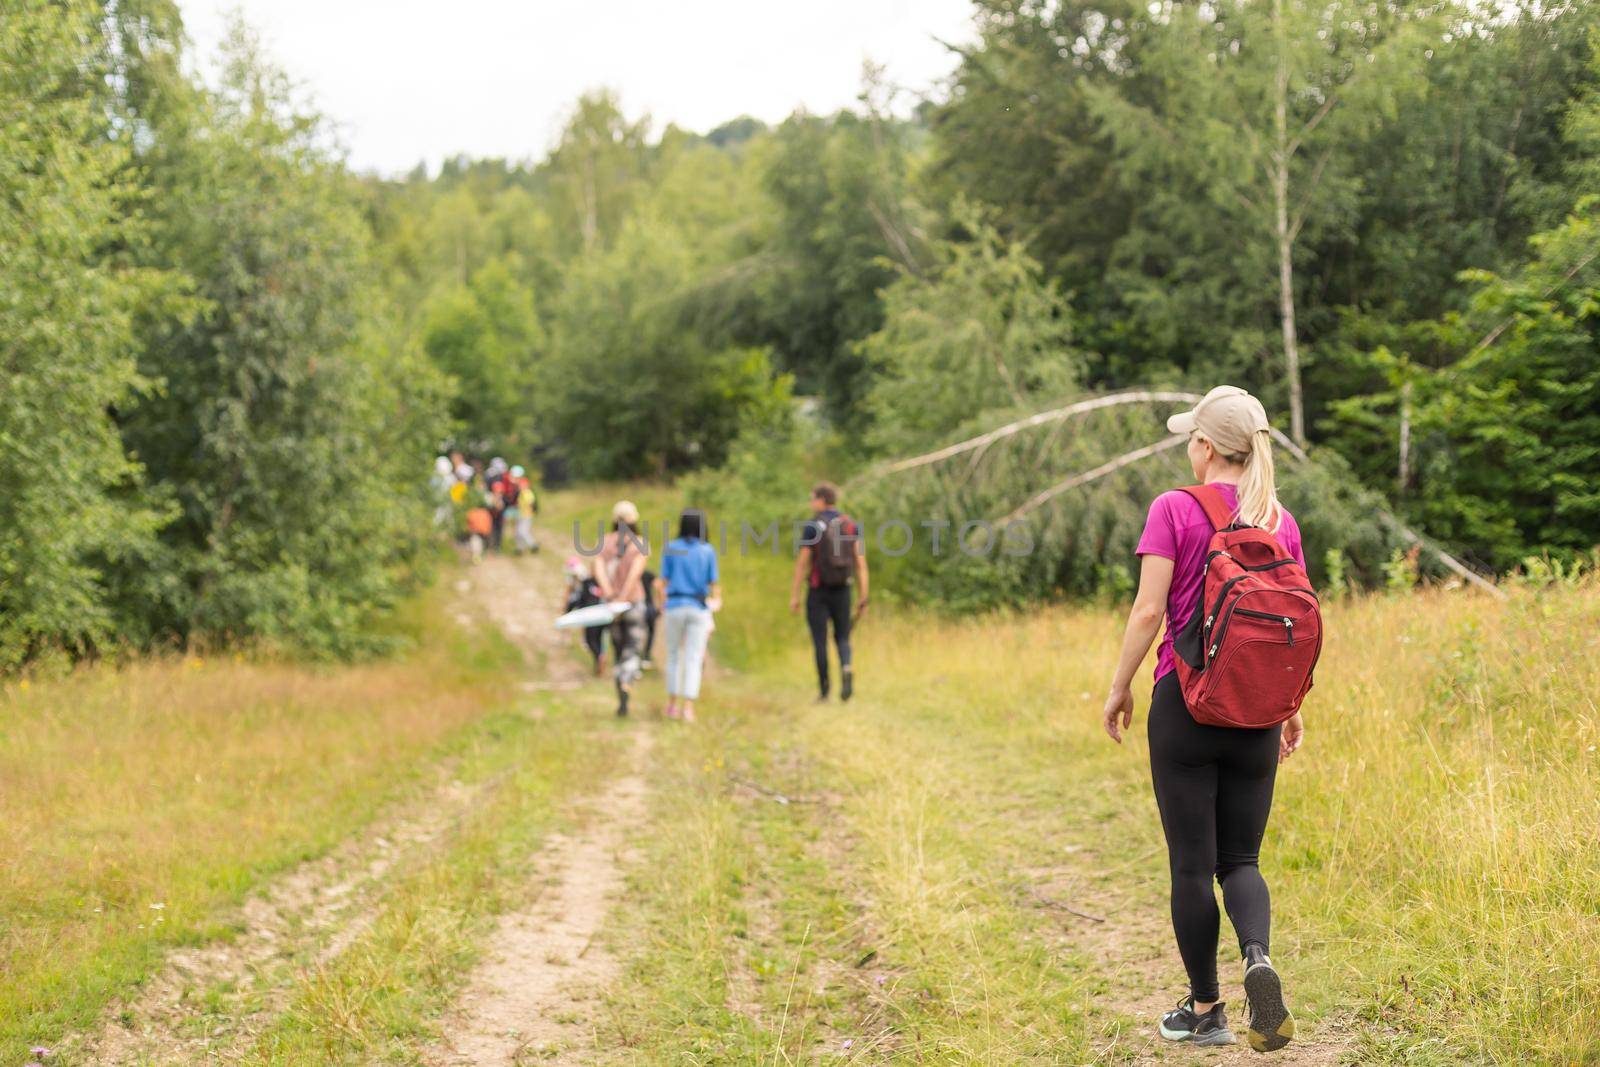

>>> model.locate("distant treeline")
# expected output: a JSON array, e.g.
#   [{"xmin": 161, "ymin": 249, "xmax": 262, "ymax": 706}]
[{"xmin": 5, "ymin": 1, "xmax": 1599, "ymax": 663}]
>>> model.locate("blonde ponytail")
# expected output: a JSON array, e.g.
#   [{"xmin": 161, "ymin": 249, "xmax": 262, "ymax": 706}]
[{"xmin": 1230, "ymin": 429, "xmax": 1281, "ymax": 533}]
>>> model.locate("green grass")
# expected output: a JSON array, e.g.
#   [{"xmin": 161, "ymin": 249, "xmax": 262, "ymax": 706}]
[
  {"xmin": 242, "ymin": 703, "xmax": 626, "ymax": 1064},
  {"xmin": 543, "ymin": 484, "xmax": 1599, "ymax": 1063},
  {"xmin": 9, "ymin": 483, "xmax": 1596, "ymax": 1063},
  {"xmin": 0, "ymin": 581, "xmax": 521, "ymax": 1061}
]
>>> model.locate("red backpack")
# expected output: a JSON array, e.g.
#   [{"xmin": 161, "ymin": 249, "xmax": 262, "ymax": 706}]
[{"xmin": 1172, "ymin": 485, "xmax": 1322, "ymax": 729}]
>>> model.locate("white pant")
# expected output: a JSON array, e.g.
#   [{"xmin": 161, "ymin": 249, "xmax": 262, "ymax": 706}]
[
  {"xmin": 513, "ymin": 512, "xmax": 537, "ymax": 551},
  {"xmin": 663, "ymin": 606, "xmax": 712, "ymax": 699}
]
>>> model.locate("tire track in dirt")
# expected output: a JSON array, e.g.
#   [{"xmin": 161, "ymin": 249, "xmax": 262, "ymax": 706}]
[
  {"xmin": 426, "ymin": 546, "xmax": 655, "ymax": 1064},
  {"xmin": 73, "ymin": 541, "xmax": 589, "ymax": 1065},
  {"xmin": 426, "ymin": 729, "xmax": 650, "ymax": 1065},
  {"xmin": 77, "ymin": 756, "xmax": 485, "ymax": 1065}
]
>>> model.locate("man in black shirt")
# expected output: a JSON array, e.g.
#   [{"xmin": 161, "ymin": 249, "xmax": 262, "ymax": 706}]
[{"xmin": 789, "ymin": 482, "xmax": 870, "ymax": 701}]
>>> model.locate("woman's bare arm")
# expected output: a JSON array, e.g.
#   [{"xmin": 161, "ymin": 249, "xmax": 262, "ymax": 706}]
[{"xmin": 1102, "ymin": 554, "xmax": 1174, "ymax": 743}]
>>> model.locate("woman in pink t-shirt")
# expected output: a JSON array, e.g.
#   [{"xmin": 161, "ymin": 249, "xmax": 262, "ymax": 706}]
[{"xmin": 1101, "ymin": 387, "xmax": 1305, "ymax": 1053}]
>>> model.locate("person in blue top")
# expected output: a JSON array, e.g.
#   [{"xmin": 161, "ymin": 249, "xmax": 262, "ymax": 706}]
[{"xmin": 655, "ymin": 508, "xmax": 720, "ymax": 723}]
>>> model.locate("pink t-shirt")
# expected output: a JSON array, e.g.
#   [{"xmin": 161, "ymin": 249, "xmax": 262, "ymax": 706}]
[{"xmin": 1135, "ymin": 483, "xmax": 1305, "ymax": 683}]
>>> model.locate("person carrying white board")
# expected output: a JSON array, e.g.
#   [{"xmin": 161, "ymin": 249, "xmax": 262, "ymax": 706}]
[{"xmin": 594, "ymin": 500, "xmax": 649, "ymax": 717}]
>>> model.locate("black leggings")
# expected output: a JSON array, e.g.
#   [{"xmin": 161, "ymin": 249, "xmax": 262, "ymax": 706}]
[
  {"xmin": 1148, "ymin": 672, "xmax": 1281, "ymax": 1002},
  {"xmin": 806, "ymin": 585, "xmax": 852, "ymax": 692}
]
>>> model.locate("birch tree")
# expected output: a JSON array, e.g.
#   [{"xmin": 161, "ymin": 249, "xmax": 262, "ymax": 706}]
[{"xmin": 1091, "ymin": 0, "xmax": 1436, "ymax": 444}]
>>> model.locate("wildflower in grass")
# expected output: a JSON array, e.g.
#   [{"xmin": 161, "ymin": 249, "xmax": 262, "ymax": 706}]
[
  {"xmin": 150, "ymin": 902, "xmax": 165, "ymax": 911},
  {"xmin": 841, "ymin": 1038, "xmax": 854, "ymax": 1051},
  {"xmin": 30, "ymin": 1046, "xmax": 51, "ymax": 1058}
]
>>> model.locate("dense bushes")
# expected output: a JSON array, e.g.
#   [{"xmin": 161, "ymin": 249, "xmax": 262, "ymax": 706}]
[
  {"xmin": 0, "ymin": 7, "xmax": 448, "ymax": 665},
  {"xmin": 0, "ymin": 4, "xmax": 170, "ymax": 668}
]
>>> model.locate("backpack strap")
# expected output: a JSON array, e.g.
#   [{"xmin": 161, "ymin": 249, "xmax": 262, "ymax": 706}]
[{"xmin": 1179, "ymin": 484, "xmax": 1238, "ymax": 531}]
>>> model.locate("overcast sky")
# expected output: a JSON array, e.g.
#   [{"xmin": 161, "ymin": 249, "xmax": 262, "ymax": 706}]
[{"xmin": 175, "ymin": 1, "xmax": 978, "ymax": 177}]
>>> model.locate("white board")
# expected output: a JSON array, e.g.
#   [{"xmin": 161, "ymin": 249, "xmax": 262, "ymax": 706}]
[{"xmin": 553, "ymin": 601, "xmax": 632, "ymax": 629}]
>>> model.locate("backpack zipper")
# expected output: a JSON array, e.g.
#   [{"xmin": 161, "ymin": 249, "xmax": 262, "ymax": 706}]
[
  {"xmin": 1242, "ymin": 558, "xmax": 1297, "ymax": 573},
  {"xmin": 1210, "ymin": 603, "xmax": 1305, "ymax": 658},
  {"xmin": 1236, "ymin": 608, "xmax": 1296, "ymax": 646}
]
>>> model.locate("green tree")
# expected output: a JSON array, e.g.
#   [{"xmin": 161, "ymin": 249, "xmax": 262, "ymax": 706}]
[
  {"xmin": 541, "ymin": 137, "xmax": 787, "ymax": 477},
  {"xmin": 930, "ymin": 0, "xmax": 1151, "ymax": 296},
  {"xmin": 860, "ymin": 206, "xmax": 1080, "ymax": 450},
  {"xmin": 1090, "ymin": 0, "xmax": 1438, "ymax": 445},
  {"xmin": 542, "ymin": 90, "xmax": 652, "ymax": 255},
  {"xmin": 421, "ymin": 256, "xmax": 544, "ymax": 452},
  {"xmin": 756, "ymin": 98, "xmax": 928, "ymax": 424},
  {"xmin": 1403, "ymin": 199, "xmax": 1600, "ymax": 567},
  {"xmin": 0, "ymin": 2, "xmax": 169, "ymax": 666},
  {"xmin": 120, "ymin": 23, "xmax": 451, "ymax": 653}
]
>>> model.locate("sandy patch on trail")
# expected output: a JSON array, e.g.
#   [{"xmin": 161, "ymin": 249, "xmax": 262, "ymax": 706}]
[
  {"xmin": 426, "ymin": 549, "xmax": 654, "ymax": 1065},
  {"xmin": 427, "ymin": 729, "xmax": 650, "ymax": 1066},
  {"xmin": 472, "ymin": 553, "xmax": 590, "ymax": 690}
]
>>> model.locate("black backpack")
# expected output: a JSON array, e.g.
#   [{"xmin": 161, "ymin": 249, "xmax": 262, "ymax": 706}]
[{"xmin": 815, "ymin": 514, "xmax": 857, "ymax": 587}]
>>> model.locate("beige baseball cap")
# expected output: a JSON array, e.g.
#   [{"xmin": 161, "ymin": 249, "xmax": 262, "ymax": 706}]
[
  {"xmin": 612, "ymin": 499, "xmax": 640, "ymax": 525},
  {"xmin": 1166, "ymin": 386, "xmax": 1271, "ymax": 455}
]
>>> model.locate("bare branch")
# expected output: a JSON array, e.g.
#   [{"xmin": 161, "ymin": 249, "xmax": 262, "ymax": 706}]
[
  {"xmin": 1286, "ymin": 91, "xmax": 1340, "ymax": 159},
  {"xmin": 859, "ymin": 390, "xmax": 1202, "ymax": 481},
  {"xmin": 1464, "ymin": 241, "xmax": 1600, "ymax": 360},
  {"xmin": 1382, "ymin": 516, "xmax": 1505, "ymax": 599},
  {"xmin": 866, "ymin": 196, "xmax": 924, "ymax": 277},
  {"xmin": 1288, "ymin": 144, "xmax": 1337, "ymax": 242},
  {"xmin": 995, "ymin": 436, "xmax": 1188, "ymax": 525}
]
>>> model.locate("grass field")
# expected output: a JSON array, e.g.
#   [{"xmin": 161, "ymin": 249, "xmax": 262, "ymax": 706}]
[
  {"xmin": 3, "ymin": 485, "xmax": 1596, "ymax": 1064},
  {"xmin": 552, "ymin": 485, "xmax": 1600, "ymax": 1064},
  {"xmin": 0, "ymin": 585, "xmax": 533, "ymax": 1056}
]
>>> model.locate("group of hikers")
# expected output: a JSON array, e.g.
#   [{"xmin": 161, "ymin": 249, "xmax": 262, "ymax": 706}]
[
  {"xmin": 431, "ymin": 451, "xmax": 539, "ymax": 560},
  {"xmin": 473, "ymin": 387, "xmax": 1314, "ymax": 1055},
  {"xmin": 561, "ymin": 481, "xmax": 867, "ymax": 722}
]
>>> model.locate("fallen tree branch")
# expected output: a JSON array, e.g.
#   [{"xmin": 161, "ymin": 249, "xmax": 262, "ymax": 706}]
[
  {"xmin": 728, "ymin": 775, "xmax": 820, "ymax": 805},
  {"xmin": 864, "ymin": 393, "xmax": 1504, "ymax": 599},
  {"xmin": 856, "ymin": 390, "xmax": 1202, "ymax": 481},
  {"xmin": 1030, "ymin": 892, "xmax": 1107, "ymax": 923},
  {"xmin": 994, "ymin": 436, "xmax": 1187, "ymax": 525},
  {"xmin": 1380, "ymin": 515, "xmax": 1506, "ymax": 599},
  {"xmin": 1464, "ymin": 239, "xmax": 1600, "ymax": 361}
]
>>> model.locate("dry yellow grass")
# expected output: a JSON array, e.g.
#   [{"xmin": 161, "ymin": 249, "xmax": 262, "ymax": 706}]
[
  {"xmin": 606, "ymin": 527, "xmax": 1599, "ymax": 1063},
  {"xmin": 801, "ymin": 576, "xmax": 1600, "ymax": 1061},
  {"xmin": 10, "ymin": 482, "xmax": 1591, "ymax": 1063},
  {"xmin": 0, "ymin": 594, "xmax": 519, "ymax": 1054}
]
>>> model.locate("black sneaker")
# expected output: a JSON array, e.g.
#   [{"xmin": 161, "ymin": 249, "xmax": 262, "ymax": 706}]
[
  {"xmin": 1243, "ymin": 951, "xmax": 1294, "ymax": 1052},
  {"xmin": 1158, "ymin": 997, "xmax": 1235, "ymax": 1047},
  {"xmin": 616, "ymin": 685, "xmax": 630, "ymax": 718},
  {"xmin": 840, "ymin": 667, "xmax": 853, "ymax": 702}
]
